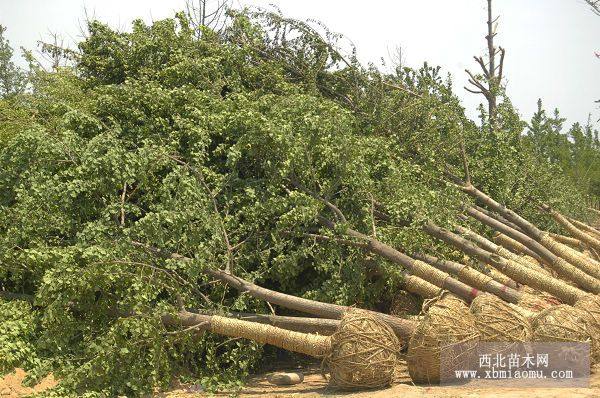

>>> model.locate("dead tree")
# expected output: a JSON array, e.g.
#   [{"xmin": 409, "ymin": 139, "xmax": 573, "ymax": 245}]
[
  {"xmin": 185, "ymin": 0, "xmax": 231, "ymax": 35},
  {"xmin": 465, "ymin": 0, "xmax": 506, "ymax": 133}
]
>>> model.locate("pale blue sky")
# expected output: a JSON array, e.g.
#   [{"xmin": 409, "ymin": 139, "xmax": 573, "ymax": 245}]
[{"xmin": 0, "ymin": 0, "xmax": 598, "ymax": 126}]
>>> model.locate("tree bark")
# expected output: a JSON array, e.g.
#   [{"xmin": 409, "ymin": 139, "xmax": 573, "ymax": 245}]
[
  {"xmin": 422, "ymin": 221, "xmax": 587, "ymax": 305},
  {"xmin": 136, "ymin": 244, "xmax": 417, "ymax": 339},
  {"xmin": 465, "ymin": 206, "xmax": 600, "ymax": 291},
  {"xmin": 162, "ymin": 310, "xmax": 340, "ymax": 335},
  {"xmin": 412, "ymin": 252, "xmax": 521, "ymax": 303}
]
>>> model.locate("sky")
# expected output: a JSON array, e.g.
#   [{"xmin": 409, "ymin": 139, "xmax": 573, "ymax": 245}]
[{"xmin": 0, "ymin": 0, "xmax": 598, "ymax": 126}]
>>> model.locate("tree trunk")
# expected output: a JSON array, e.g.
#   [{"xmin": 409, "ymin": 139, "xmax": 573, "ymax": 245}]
[
  {"xmin": 142, "ymin": 245, "xmax": 417, "ymax": 339},
  {"xmin": 318, "ymin": 216, "xmax": 481, "ymax": 303},
  {"xmin": 162, "ymin": 310, "xmax": 340, "ymax": 337},
  {"xmin": 422, "ymin": 222, "xmax": 587, "ymax": 305},
  {"xmin": 465, "ymin": 206, "xmax": 600, "ymax": 291},
  {"xmin": 492, "ymin": 232, "xmax": 542, "ymax": 262},
  {"xmin": 163, "ymin": 311, "xmax": 331, "ymax": 357},
  {"xmin": 412, "ymin": 252, "xmax": 521, "ymax": 304}
]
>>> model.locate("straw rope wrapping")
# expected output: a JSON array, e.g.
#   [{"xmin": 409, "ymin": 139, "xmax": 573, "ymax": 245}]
[
  {"xmin": 532, "ymin": 304, "xmax": 598, "ymax": 366},
  {"xmin": 407, "ymin": 294, "xmax": 479, "ymax": 384},
  {"xmin": 455, "ymin": 263, "xmax": 495, "ymax": 290},
  {"xmin": 541, "ymin": 234, "xmax": 600, "ymax": 280},
  {"xmin": 210, "ymin": 316, "xmax": 332, "ymax": 357},
  {"xmin": 411, "ymin": 260, "xmax": 452, "ymax": 290},
  {"xmin": 326, "ymin": 310, "xmax": 400, "ymax": 389},
  {"xmin": 493, "ymin": 233, "xmax": 528, "ymax": 255},
  {"xmin": 492, "ymin": 255, "xmax": 585, "ymax": 305},
  {"xmin": 403, "ymin": 275, "xmax": 442, "ymax": 299},
  {"xmin": 487, "ymin": 267, "xmax": 518, "ymax": 288},
  {"xmin": 496, "ymin": 247, "xmax": 548, "ymax": 274},
  {"xmin": 470, "ymin": 294, "xmax": 532, "ymax": 343},
  {"xmin": 574, "ymin": 294, "xmax": 600, "ymax": 364}
]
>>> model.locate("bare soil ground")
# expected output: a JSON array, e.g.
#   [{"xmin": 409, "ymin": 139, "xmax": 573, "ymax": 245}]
[
  {"xmin": 0, "ymin": 368, "xmax": 57, "ymax": 398},
  {"xmin": 2, "ymin": 362, "xmax": 598, "ymax": 397},
  {"xmin": 163, "ymin": 361, "xmax": 600, "ymax": 398}
]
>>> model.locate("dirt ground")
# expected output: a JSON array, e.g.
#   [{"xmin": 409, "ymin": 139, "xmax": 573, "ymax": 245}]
[
  {"xmin": 2, "ymin": 362, "xmax": 598, "ymax": 398},
  {"xmin": 163, "ymin": 361, "xmax": 600, "ymax": 398},
  {"xmin": 0, "ymin": 368, "xmax": 57, "ymax": 398}
]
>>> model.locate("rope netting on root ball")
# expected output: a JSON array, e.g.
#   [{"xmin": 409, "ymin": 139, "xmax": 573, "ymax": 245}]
[
  {"xmin": 326, "ymin": 310, "xmax": 401, "ymax": 389},
  {"xmin": 470, "ymin": 293, "xmax": 532, "ymax": 343},
  {"xmin": 407, "ymin": 293, "xmax": 479, "ymax": 384},
  {"xmin": 574, "ymin": 294, "xmax": 600, "ymax": 364},
  {"xmin": 209, "ymin": 309, "xmax": 401, "ymax": 390},
  {"xmin": 531, "ymin": 304, "xmax": 599, "ymax": 366}
]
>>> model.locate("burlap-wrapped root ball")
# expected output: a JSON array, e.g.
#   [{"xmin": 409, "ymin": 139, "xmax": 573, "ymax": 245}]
[
  {"xmin": 574, "ymin": 294, "xmax": 600, "ymax": 364},
  {"xmin": 532, "ymin": 304, "xmax": 598, "ymax": 365},
  {"xmin": 470, "ymin": 294, "xmax": 532, "ymax": 343},
  {"xmin": 389, "ymin": 291, "xmax": 422, "ymax": 318},
  {"xmin": 326, "ymin": 310, "xmax": 401, "ymax": 389},
  {"xmin": 407, "ymin": 294, "xmax": 479, "ymax": 384}
]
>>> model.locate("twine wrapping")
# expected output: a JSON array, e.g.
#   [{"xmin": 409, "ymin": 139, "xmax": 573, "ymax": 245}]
[
  {"xmin": 326, "ymin": 310, "xmax": 400, "ymax": 389},
  {"xmin": 541, "ymin": 233, "xmax": 600, "ymax": 280},
  {"xmin": 488, "ymin": 267, "xmax": 518, "ymax": 289},
  {"xmin": 574, "ymin": 294, "xmax": 600, "ymax": 364},
  {"xmin": 532, "ymin": 304, "xmax": 598, "ymax": 365},
  {"xmin": 470, "ymin": 294, "xmax": 532, "ymax": 343},
  {"xmin": 407, "ymin": 294, "xmax": 479, "ymax": 384},
  {"xmin": 210, "ymin": 315, "xmax": 331, "ymax": 357},
  {"xmin": 491, "ymin": 255, "xmax": 586, "ymax": 305},
  {"xmin": 495, "ymin": 246, "xmax": 548, "ymax": 274},
  {"xmin": 403, "ymin": 275, "xmax": 442, "ymax": 299},
  {"xmin": 493, "ymin": 233, "xmax": 528, "ymax": 255},
  {"xmin": 411, "ymin": 260, "xmax": 451, "ymax": 290},
  {"xmin": 455, "ymin": 264, "xmax": 495, "ymax": 290}
]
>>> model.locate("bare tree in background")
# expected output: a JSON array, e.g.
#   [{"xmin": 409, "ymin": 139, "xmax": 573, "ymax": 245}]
[
  {"xmin": 464, "ymin": 0, "xmax": 505, "ymax": 134},
  {"xmin": 185, "ymin": 0, "xmax": 231, "ymax": 35},
  {"xmin": 585, "ymin": 0, "xmax": 600, "ymax": 15},
  {"xmin": 38, "ymin": 31, "xmax": 65, "ymax": 70}
]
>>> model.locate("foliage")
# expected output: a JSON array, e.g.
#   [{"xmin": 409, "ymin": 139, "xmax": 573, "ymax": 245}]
[
  {"xmin": 0, "ymin": 25, "xmax": 25, "ymax": 98},
  {"xmin": 0, "ymin": 299, "xmax": 39, "ymax": 374}
]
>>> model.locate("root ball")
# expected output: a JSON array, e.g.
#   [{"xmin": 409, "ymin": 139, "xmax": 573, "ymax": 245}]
[
  {"xmin": 326, "ymin": 310, "xmax": 400, "ymax": 389},
  {"xmin": 470, "ymin": 294, "xmax": 532, "ymax": 343},
  {"xmin": 406, "ymin": 294, "xmax": 479, "ymax": 384}
]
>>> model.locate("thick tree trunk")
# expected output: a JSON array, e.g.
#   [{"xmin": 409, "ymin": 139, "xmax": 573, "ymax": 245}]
[
  {"xmin": 318, "ymin": 216, "xmax": 481, "ymax": 303},
  {"xmin": 162, "ymin": 311, "xmax": 331, "ymax": 357},
  {"xmin": 549, "ymin": 233, "xmax": 585, "ymax": 251},
  {"xmin": 568, "ymin": 217, "xmax": 600, "ymax": 240},
  {"xmin": 411, "ymin": 252, "xmax": 521, "ymax": 303},
  {"xmin": 422, "ymin": 222, "xmax": 587, "ymax": 305},
  {"xmin": 492, "ymin": 232, "xmax": 542, "ymax": 262},
  {"xmin": 473, "ymin": 205, "xmax": 524, "ymax": 233},
  {"xmin": 162, "ymin": 310, "xmax": 340, "ymax": 336},
  {"xmin": 139, "ymin": 245, "xmax": 417, "ymax": 339},
  {"xmin": 465, "ymin": 206, "xmax": 600, "ymax": 291},
  {"xmin": 544, "ymin": 206, "xmax": 600, "ymax": 254}
]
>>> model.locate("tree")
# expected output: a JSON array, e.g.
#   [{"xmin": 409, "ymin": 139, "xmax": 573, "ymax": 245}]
[
  {"xmin": 464, "ymin": 0, "xmax": 505, "ymax": 133},
  {"xmin": 0, "ymin": 25, "xmax": 25, "ymax": 98},
  {"xmin": 585, "ymin": 0, "xmax": 600, "ymax": 15}
]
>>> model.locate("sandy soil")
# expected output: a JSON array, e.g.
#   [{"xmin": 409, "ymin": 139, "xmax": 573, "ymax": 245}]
[
  {"xmin": 163, "ymin": 361, "xmax": 600, "ymax": 398},
  {"xmin": 0, "ymin": 369, "xmax": 57, "ymax": 398},
  {"xmin": 2, "ymin": 362, "xmax": 598, "ymax": 398}
]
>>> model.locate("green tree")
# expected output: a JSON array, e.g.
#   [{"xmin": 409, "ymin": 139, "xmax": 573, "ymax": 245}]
[{"xmin": 0, "ymin": 25, "xmax": 25, "ymax": 98}]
